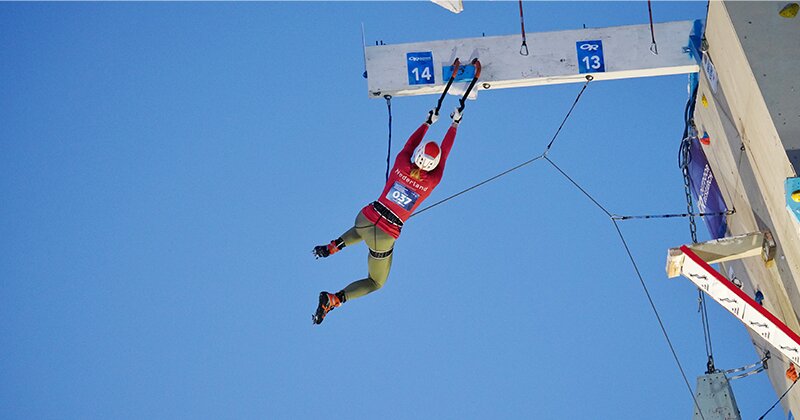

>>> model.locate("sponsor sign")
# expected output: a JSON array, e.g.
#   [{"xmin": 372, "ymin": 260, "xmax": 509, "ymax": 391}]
[
  {"xmin": 576, "ymin": 40, "xmax": 605, "ymax": 74},
  {"xmin": 688, "ymin": 137, "xmax": 728, "ymax": 238}
]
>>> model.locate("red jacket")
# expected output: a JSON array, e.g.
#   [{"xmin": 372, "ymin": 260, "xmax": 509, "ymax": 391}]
[{"xmin": 361, "ymin": 123, "xmax": 457, "ymax": 238}]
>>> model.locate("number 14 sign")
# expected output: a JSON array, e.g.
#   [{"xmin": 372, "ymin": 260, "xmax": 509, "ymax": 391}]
[
  {"xmin": 407, "ymin": 51, "xmax": 435, "ymax": 85},
  {"xmin": 576, "ymin": 40, "xmax": 605, "ymax": 74}
]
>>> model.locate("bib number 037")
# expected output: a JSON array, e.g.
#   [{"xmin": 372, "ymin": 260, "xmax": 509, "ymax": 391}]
[
  {"xmin": 392, "ymin": 190, "xmax": 412, "ymax": 206},
  {"xmin": 386, "ymin": 182, "xmax": 420, "ymax": 211}
]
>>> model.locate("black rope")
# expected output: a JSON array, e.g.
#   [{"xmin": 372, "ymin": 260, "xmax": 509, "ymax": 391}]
[
  {"xmin": 411, "ymin": 155, "xmax": 544, "ymax": 218},
  {"xmin": 411, "ymin": 77, "xmax": 592, "ymax": 218},
  {"xmin": 384, "ymin": 95, "xmax": 393, "ymax": 182},
  {"xmin": 611, "ymin": 220, "xmax": 705, "ymax": 419},
  {"xmin": 544, "ymin": 156, "xmax": 705, "ymax": 419},
  {"xmin": 544, "ymin": 75, "xmax": 593, "ymax": 154},
  {"xmin": 544, "ymin": 157, "xmax": 611, "ymax": 218},
  {"xmin": 758, "ymin": 378, "xmax": 798, "ymax": 419},
  {"xmin": 396, "ymin": 71, "xmax": 705, "ymax": 416}
]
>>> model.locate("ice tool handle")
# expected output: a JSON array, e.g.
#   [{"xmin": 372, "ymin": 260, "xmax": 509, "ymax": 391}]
[
  {"xmin": 457, "ymin": 58, "xmax": 482, "ymax": 114},
  {"xmin": 435, "ymin": 58, "xmax": 461, "ymax": 115}
]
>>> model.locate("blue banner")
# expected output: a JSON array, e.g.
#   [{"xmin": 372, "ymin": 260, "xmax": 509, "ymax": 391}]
[{"xmin": 688, "ymin": 137, "xmax": 728, "ymax": 238}]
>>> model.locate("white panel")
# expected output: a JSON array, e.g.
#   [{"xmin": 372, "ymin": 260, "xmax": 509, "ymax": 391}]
[
  {"xmin": 430, "ymin": 0, "xmax": 463, "ymax": 14},
  {"xmin": 681, "ymin": 246, "xmax": 800, "ymax": 366},
  {"xmin": 365, "ymin": 20, "xmax": 700, "ymax": 98}
]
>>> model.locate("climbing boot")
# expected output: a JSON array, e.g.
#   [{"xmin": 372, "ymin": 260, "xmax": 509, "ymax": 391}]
[{"xmin": 312, "ymin": 292, "xmax": 342, "ymax": 325}]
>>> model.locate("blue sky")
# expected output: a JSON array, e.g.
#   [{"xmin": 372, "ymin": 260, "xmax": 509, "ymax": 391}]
[{"xmin": 0, "ymin": 2, "xmax": 785, "ymax": 419}]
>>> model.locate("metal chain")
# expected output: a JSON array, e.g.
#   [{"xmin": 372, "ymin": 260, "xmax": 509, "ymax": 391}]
[
  {"xmin": 679, "ymin": 120, "xmax": 717, "ymax": 379},
  {"xmin": 679, "ymin": 135, "xmax": 698, "ymax": 244}
]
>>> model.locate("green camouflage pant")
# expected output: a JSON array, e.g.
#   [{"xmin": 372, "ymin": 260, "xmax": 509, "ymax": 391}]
[{"xmin": 338, "ymin": 211, "xmax": 396, "ymax": 300}]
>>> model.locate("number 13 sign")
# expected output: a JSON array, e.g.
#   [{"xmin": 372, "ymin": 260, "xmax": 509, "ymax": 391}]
[{"xmin": 576, "ymin": 40, "xmax": 605, "ymax": 74}]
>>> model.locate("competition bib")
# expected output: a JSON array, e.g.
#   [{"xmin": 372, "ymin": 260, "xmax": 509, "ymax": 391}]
[{"xmin": 385, "ymin": 182, "xmax": 419, "ymax": 211}]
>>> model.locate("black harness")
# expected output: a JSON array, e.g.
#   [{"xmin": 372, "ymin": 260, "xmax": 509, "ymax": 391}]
[
  {"xmin": 367, "ymin": 201, "xmax": 400, "ymax": 259},
  {"xmin": 371, "ymin": 201, "xmax": 404, "ymax": 228}
]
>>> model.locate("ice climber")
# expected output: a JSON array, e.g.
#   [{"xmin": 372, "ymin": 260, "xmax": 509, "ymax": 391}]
[{"xmin": 311, "ymin": 107, "xmax": 463, "ymax": 324}]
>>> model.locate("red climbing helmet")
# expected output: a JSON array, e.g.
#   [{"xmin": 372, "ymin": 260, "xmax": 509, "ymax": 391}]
[{"xmin": 414, "ymin": 141, "xmax": 441, "ymax": 171}]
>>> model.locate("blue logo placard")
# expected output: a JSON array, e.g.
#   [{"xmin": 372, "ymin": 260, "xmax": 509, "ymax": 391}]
[
  {"xmin": 576, "ymin": 40, "xmax": 605, "ymax": 73},
  {"xmin": 385, "ymin": 182, "xmax": 419, "ymax": 211},
  {"xmin": 443, "ymin": 63, "xmax": 475, "ymax": 83},
  {"xmin": 407, "ymin": 51, "xmax": 435, "ymax": 85}
]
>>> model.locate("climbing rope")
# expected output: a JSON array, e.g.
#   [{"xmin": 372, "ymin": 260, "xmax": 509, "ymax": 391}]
[
  {"xmin": 546, "ymin": 156, "xmax": 706, "ymax": 419},
  {"xmin": 759, "ymin": 378, "xmax": 798, "ymax": 419},
  {"xmin": 544, "ymin": 75, "xmax": 593, "ymax": 154},
  {"xmin": 545, "ymin": 157, "xmax": 610, "ymax": 217},
  {"xmin": 412, "ymin": 155, "xmax": 545, "ymax": 218},
  {"xmin": 408, "ymin": 79, "xmax": 709, "ymax": 417},
  {"xmin": 411, "ymin": 75, "xmax": 593, "ymax": 218},
  {"xmin": 612, "ymin": 220, "xmax": 705, "ymax": 419},
  {"xmin": 543, "ymin": 152, "xmax": 706, "ymax": 418},
  {"xmin": 385, "ymin": 95, "xmax": 393, "ymax": 182}
]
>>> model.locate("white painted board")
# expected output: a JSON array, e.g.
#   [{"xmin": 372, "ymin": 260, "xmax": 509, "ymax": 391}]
[
  {"xmin": 365, "ymin": 20, "xmax": 700, "ymax": 98},
  {"xmin": 680, "ymin": 246, "xmax": 800, "ymax": 366}
]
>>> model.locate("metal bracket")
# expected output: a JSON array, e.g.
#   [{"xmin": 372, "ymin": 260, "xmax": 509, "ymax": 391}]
[
  {"xmin": 724, "ymin": 352, "xmax": 770, "ymax": 381},
  {"xmin": 666, "ymin": 230, "xmax": 776, "ymax": 278},
  {"xmin": 762, "ymin": 230, "xmax": 776, "ymax": 262}
]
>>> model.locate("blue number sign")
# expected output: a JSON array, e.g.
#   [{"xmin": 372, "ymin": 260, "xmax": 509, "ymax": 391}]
[
  {"xmin": 407, "ymin": 51, "xmax": 435, "ymax": 85},
  {"xmin": 576, "ymin": 40, "xmax": 605, "ymax": 74}
]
